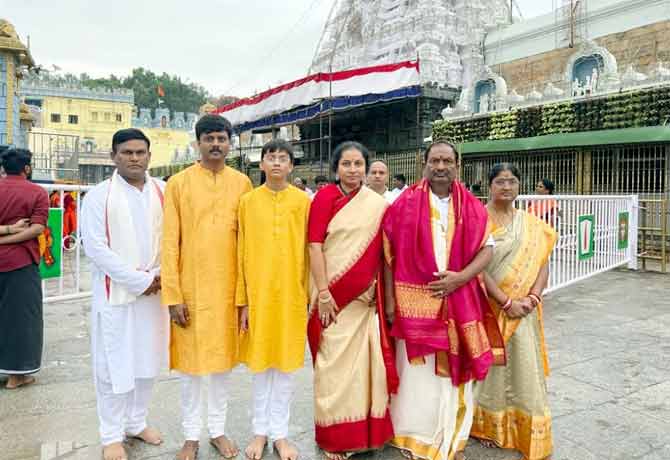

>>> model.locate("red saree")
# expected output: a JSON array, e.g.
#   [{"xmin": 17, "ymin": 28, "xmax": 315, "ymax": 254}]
[
  {"xmin": 307, "ymin": 184, "xmax": 397, "ymax": 453},
  {"xmin": 383, "ymin": 179, "xmax": 504, "ymax": 386}
]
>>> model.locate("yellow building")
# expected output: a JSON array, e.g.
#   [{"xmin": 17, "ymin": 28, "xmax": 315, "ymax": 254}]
[
  {"xmin": 143, "ymin": 127, "xmax": 195, "ymax": 167},
  {"xmin": 22, "ymin": 82, "xmax": 134, "ymax": 152}
]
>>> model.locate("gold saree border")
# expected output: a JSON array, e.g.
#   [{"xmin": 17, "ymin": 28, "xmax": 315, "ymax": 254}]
[
  {"xmin": 471, "ymin": 406, "xmax": 553, "ymax": 460},
  {"xmin": 391, "ymin": 436, "xmax": 443, "ymax": 460}
]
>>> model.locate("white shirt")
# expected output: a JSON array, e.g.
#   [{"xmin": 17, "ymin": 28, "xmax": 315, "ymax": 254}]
[
  {"xmin": 383, "ymin": 189, "xmax": 396, "ymax": 204},
  {"xmin": 430, "ymin": 192, "xmax": 495, "ymax": 247},
  {"xmin": 81, "ymin": 174, "xmax": 168, "ymax": 394}
]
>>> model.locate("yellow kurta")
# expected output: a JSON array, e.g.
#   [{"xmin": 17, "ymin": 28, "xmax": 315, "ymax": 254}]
[
  {"xmin": 161, "ymin": 163, "xmax": 253, "ymax": 375},
  {"xmin": 235, "ymin": 185, "xmax": 310, "ymax": 373}
]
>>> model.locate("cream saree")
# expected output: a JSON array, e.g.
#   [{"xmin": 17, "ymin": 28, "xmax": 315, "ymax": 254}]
[
  {"xmin": 308, "ymin": 186, "xmax": 395, "ymax": 453},
  {"xmin": 471, "ymin": 210, "xmax": 557, "ymax": 460}
]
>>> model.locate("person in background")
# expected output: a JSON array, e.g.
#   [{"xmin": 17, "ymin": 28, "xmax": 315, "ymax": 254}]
[
  {"xmin": 390, "ymin": 173, "xmax": 408, "ymax": 201},
  {"xmin": 314, "ymin": 175, "xmax": 329, "ymax": 192},
  {"xmin": 366, "ymin": 160, "xmax": 395, "ymax": 203},
  {"xmin": 0, "ymin": 148, "xmax": 49, "ymax": 390},
  {"xmin": 528, "ymin": 178, "xmax": 558, "ymax": 226}
]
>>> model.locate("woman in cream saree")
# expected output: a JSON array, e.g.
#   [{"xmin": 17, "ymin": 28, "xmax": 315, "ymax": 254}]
[
  {"xmin": 471, "ymin": 164, "xmax": 557, "ymax": 460},
  {"xmin": 307, "ymin": 141, "xmax": 397, "ymax": 460}
]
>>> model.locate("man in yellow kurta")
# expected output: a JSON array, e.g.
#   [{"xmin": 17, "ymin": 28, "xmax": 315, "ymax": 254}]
[
  {"xmin": 236, "ymin": 139, "xmax": 309, "ymax": 460},
  {"xmin": 161, "ymin": 114, "xmax": 252, "ymax": 460}
]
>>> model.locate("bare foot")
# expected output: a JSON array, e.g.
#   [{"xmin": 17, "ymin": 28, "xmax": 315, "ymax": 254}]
[
  {"xmin": 399, "ymin": 449, "xmax": 415, "ymax": 460},
  {"xmin": 102, "ymin": 442, "xmax": 128, "ymax": 460},
  {"xmin": 244, "ymin": 435, "xmax": 267, "ymax": 460},
  {"xmin": 324, "ymin": 451, "xmax": 350, "ymax": 460},
  {"xmin": 6, "ymin": 375, "xmax": 36, "ymax": 389},
  {"xmin": 176, "ymin": 440, "xmax": 199, "ymax": 460},
  {"xmin": 273, "ymin": 439, "xmax": 298, "ymax": 460},
  {"xmin": 479, "ymin": 439, "xmax": 498, "ymax": 449},
  {"xmin": 210, "ymin": 435, "xmax": 239, "ymax": 459},
  {"xmin": 127, "ymin": 426, "xmax": 162, "ymax": 445}
]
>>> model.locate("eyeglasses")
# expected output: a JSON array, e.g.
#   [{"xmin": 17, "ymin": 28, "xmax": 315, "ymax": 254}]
[
  {"xmin": 492, "ymin": 178, "xmax": 520, "ymax": 187},
  {"xmin": 264, "ymin": 155, "xmax": 291, "ymax": 164}
]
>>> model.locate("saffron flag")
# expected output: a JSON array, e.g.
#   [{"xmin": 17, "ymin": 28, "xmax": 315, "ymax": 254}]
[{"xmin": 157, "ymin": 84, "xmax": 165, "ymax": 98}]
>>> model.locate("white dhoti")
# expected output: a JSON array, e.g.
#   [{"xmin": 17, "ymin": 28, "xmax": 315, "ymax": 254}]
[
  {"xmin": 180, "ymin": 372, "xmax": 232, "ymax": 440},
  {"xmin": 251, "ymin": 369, "xmax": 295, "ymax": 441},
  {"xmin": 390, "ymin": 340, "xmax": 475, "ymax": 460}
]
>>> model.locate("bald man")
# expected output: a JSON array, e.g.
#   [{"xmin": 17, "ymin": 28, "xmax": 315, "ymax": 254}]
[{"xmin": 367, "ymin": 160, "xmax": 395, "ymax": 203}]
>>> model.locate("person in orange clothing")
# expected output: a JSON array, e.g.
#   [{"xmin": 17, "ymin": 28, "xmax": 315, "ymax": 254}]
[{"xmin": 62, "ymin": 193, "xmax": 77, "ymax": 248}]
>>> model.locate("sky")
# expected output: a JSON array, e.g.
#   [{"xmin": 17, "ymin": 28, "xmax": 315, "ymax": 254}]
[{"xmin": 3, "ymin": 0, "xmax": 555, "ymax": 99}]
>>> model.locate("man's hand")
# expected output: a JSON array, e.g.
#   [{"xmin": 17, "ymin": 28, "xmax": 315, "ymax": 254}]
[
  {"xmin": 169, "ymin": 304, "xmax": 190, "ymax": 328},
  {"xmin": 141, "ymin": 276, "xmax": 161, "ymax": 296},
  {"xmin": 239, "ymin": 306, "xmax": 249, "ymax": 332},
  {"xmin": 428, "ymin": 271, "xmax": 465, "ymax": 298},
  {"xmin": 9, "ymin": 218, "xmax": 30, "ymax": 234}
]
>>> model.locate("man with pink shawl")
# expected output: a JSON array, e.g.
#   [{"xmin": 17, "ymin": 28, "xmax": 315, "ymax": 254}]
[{"xmin": 383, "ymin": 140, "xmax": 504, "ymax": 460}]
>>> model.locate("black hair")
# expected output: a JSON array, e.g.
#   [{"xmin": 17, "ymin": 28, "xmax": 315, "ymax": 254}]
[
  {"xmin": 195, "ymin": 114, "xmax": 233, "ymax": 140},
  {"xmin": 393, "ymin": 174, "xmax": 406, "ymax": 183},
  {"xmin": 423, "ymin": 138, "xmax": 460, "ymax": 162},
  {"xmin": 261, "ymin": 139, "xmax": 294, "ymax": 163},
  {"xmin": 314, "ymin": 175, "xmax": 328, "ymax": 184},
  {"xmin": 0, "ymin": 148, "xmax": 32, "ymax": 175},
  {"xmin": 112, "ymin": 128, "xmax": 150, "ymax": 154},
  {"xmin": 539, "ymin": 178, "xmax": 555, "ymax": 194},
  {"xmin": 488, "ymin": 162, "xmax": 521, "ymax": 185},
  {"xmin": 331, "ymin": 141, "xmax": 370, "ymax": 174},
  {"xmin": 162, "ymin": 175, "xmax": 172, "ymax": 182}
]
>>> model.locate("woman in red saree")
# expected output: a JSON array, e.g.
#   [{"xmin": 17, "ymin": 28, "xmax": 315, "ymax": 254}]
[{"xmin": 307, "ymin": 141, "xmax": 397, "ymax": 460}]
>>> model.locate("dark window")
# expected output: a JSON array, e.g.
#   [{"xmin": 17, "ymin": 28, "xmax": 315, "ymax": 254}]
[
  {"xmin": 25, "ymin": 98, "xmax": 42, "ymax": 108},
  {"xmin": 51, "ymin": 113, "xmax": 61, "ymax": 123},
  {"xmin": 68, "ymin": 115, "xmax": 79, "ymax": 124},
  {"xmin": 116, "ymin": 113, "xmax": 122, "ymax": 122}
]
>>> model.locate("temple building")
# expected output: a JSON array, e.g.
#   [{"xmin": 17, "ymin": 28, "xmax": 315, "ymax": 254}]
[{"xmin": 0, "ymin": 19, "xmax": 35, "ymax": 150}]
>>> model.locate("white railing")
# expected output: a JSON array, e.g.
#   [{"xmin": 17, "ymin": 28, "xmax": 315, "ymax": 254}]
[
  {"xmin": 516, "ymin": 195, "xmax": 639, "ymax": 294},
  {"xmin": 38, "ymin": 184, "xmax": 93, "ymax": 303}
]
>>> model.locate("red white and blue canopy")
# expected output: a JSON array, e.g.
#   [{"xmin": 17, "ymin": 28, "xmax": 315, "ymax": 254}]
[{"xmin": 215, "ymin": 60, "xmax": 421, "ymax": 131}]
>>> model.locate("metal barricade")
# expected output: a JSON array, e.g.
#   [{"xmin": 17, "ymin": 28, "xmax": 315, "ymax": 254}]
[
  {"xmin": 38, "ymin": 184, "xmax": 93, "ymax": 303},
  {"xmin": 516, "ymin": 195, "xmax": 639, "ymax": 294},
  {"xmin": 638, "ymin": 198, "xmax": 668, "ymax": 272}
]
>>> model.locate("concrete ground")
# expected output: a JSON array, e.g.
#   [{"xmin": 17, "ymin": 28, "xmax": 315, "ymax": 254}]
[{"xmin": 2, "ymin": 269, "xmax": 670, "ymax": 460}]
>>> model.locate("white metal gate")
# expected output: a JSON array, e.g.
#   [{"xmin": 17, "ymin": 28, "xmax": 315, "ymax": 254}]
[{"xmin": 516, "ymin": 195, "xmax": 639, "ymax": 294}]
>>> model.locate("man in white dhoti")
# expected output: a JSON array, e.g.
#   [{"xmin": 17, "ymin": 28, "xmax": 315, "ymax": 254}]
[{"xmin": 82, "ymin": 128, "xmax": 169, "ymax": 460}]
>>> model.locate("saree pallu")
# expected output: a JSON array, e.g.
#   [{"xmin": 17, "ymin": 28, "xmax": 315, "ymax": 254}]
[
  {"xmin": 471, "ymin": 210, "xmax": 557, "ymax": 460},
  {"xmin": 307, "ymin": 186, "xmax": 397, "ymax": 453}
]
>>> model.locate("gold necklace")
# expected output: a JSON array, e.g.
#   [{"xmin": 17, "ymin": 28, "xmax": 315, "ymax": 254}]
[{"xmin": 488, "ymin": 206, "xmax": 516, "ymax": 228}]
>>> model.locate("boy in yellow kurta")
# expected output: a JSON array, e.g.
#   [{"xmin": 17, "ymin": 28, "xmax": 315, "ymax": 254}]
[
  {"xmin": 161, "ymin": 115, "xmax": 252, "ymax": 460},
  {"xmin": 236, "ymin": 139, "xmax": 310, "ymax": 460}
]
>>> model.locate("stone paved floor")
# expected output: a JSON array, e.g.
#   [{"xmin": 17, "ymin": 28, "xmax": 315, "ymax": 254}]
[{"xmin": 2, "ymin": 269, "xmax": 670, "ymax": 460}]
